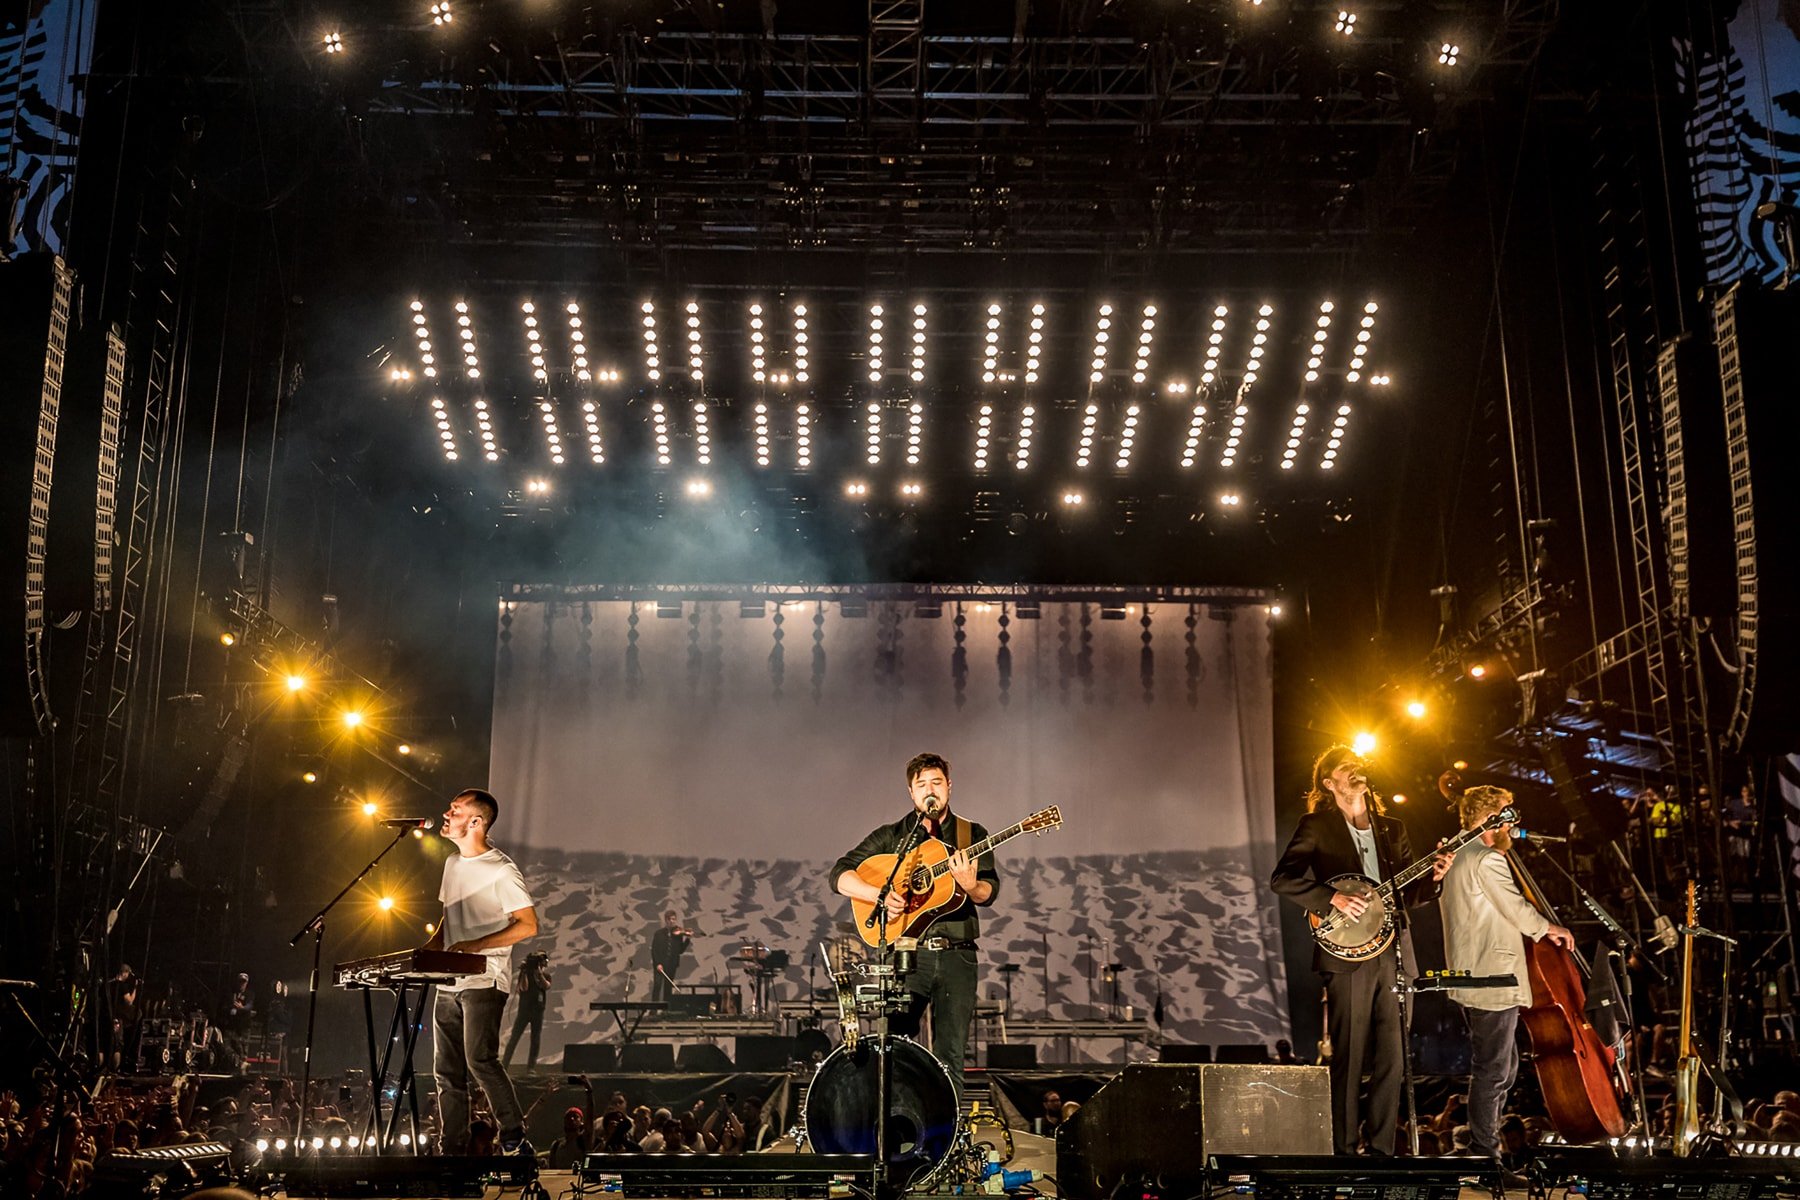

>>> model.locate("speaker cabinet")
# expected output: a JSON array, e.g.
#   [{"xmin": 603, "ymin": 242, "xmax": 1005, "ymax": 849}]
[
  {"xmin": 1056, "ymin": 1064, "xmax": 1331, "ymax": 1200},
  {"xmin": 564, "ymin": 1043, "xmax": 618, "ymax": 1073}
]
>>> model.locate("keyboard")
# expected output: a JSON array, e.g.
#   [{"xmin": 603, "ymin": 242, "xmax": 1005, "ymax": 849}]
[{"xmin": 333, "ymin": 949, "xmax": 488, "ymax": 989}]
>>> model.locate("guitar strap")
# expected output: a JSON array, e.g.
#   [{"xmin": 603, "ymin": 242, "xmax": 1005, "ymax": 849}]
[{"xmin": 952, "ymin": 814, "xmax": 972, "ymax": 852}]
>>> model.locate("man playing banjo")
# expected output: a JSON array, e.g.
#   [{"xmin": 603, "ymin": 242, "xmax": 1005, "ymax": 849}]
[{"xmin": 1271, "ymin": 745, "xmax": 1450, "ymax": 1155}]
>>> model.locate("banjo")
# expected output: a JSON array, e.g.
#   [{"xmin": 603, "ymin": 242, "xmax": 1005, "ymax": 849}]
[{"xmin": 1309, "ymin": 806, "xmax": 1517, "ymax": 962}]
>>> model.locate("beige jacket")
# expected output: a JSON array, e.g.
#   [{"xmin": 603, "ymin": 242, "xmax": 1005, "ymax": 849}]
[{"xmin": 1439, "ymin": 839, "xmax": 1551, "ymax": 1010}]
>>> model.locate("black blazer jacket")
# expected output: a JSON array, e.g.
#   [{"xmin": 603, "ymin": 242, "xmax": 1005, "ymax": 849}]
[{"xmin": 1270, "ymin": 808, "xmax": 1435, "ymax": 975}]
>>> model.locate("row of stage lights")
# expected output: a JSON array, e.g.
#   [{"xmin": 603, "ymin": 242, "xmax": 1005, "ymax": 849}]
[
  {"xmin": 397, "ymin": 297, "xmax": 1390, "ymax": 474},
  {"xmin": 319, "ymin": 5, "xmax": 1468, "ymax": 69},
  {"xmin": 253, "ymin": 1133, "xmax": 423, "ymax": 1153}
]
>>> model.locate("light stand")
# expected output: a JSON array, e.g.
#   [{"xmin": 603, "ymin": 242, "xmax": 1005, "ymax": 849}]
[{"xmin": 287, "ymin": 824, "xmax": 419, "ymax": 1147}]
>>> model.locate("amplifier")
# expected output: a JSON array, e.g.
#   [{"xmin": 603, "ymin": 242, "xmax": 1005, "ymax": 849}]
[
  {"xmin": 1056, "ymin": 1064, "xmax": 1331, "ymax": 1200},
  {"xmin": 270, "ymin": 1155, "xmax": 533, "ymax": 1198},
  {"xmin": 579, "ymin": 1152, "xmax": 877, "ymax": 1198}
]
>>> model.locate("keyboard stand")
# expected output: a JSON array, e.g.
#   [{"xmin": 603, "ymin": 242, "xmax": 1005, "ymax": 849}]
[
  {"xmin": 357, "ymin": 980, "xmax": 438, "ymax": 1153},
  {"xmin": 588, "ymin": 1001, "xmax": 666, "ymax": 1048}
]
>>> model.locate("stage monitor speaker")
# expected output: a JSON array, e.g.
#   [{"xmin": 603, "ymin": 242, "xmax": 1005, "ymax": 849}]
[
  {"xmin": 271, "ymin": 1154, "xmax": 533, "ymax": 1198},
  {"xmin": 1055, "ymin": 1064, "xmax": 1331, "ymax": 1200},
  {"xmin": 1208, "ymin": 1154, "xmax": 1483, "ymax": 1200},
  {"xmin": 1213, "ymin": 1043, "xmax": 1271, "ymax": 1064},
  {"xmin": 564, "ymin": 1043, "xmax": 618, "ymax": 1073},
  {"xmin": 734, "ymin": 1034, "xmax": 794, "ymax": 1071},
  {"xmin": 619, "ymin": 1042, "xmax": 675, "ymax": 1072},
  {"xmin": 676, "ymin": 1042, "xmax": 734, "ymax": 1072},
  {"xmin": 987, "ymin": 1043, "xmax": 1038, "ymax": 1069},
  {"xmin": 1158, "ymin": 1044, "xmax": 1212, "ymax": 1063},
  {"xmin": 579, "ymin": 1152, "xmax": 877, "ymax": 1199},
  {"xmin": 1532, "ymin": 1146, "xmax": 1798, "ymax": 1200}
]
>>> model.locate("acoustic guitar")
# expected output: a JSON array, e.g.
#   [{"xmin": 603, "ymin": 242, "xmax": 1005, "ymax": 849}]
[
  {"xmin": 847, "ymin": 806, "xmax": 1062, "ymax": 946},
  {"xmin": 1310, "ymin": 806, "xmax": 1516, "ymax": 962}
]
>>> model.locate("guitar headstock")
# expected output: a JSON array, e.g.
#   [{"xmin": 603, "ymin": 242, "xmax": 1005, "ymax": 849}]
[
  {"xmin": 1685, "ymin": 878, "xmax": 1697, "ymax": 925},
  {"xmin": 1023, "ymin": 806, "xmax": 1062, "ymax": 834}
]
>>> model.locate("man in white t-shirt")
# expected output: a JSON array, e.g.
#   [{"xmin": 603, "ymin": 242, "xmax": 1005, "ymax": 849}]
[{"xmin": 424, "ymin": 788, "xmax": 538, "ymax": 1155}]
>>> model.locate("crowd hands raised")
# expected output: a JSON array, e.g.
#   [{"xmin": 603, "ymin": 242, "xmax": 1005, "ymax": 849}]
[{"xmin": 540, "ymin": 1089, "xmax": 780, "ymax": 1167}]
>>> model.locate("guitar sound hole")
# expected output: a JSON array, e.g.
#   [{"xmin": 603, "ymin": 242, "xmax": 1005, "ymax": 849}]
[{"xmin": 911, "ymin": 869, "xmax": 932, "ymax": 892}]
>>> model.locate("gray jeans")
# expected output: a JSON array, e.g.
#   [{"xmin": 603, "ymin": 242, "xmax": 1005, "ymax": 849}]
[
  {"xmin": 434, "ymin": 986, "xmax": 525, "ymax": 1149},
  {"xmin": 1464, "ymin": 1005, "xmax": 1520, "ymax": 1159}
]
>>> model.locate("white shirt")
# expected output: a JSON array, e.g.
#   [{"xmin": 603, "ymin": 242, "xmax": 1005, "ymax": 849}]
[
  {"xmin": 439, "ymin": 848, "xmax": 533, "ymax": 992},
  {"xmin": 1346, "ymin": 819, "xmax": 1381, "ymax": 881},
  {"xmin": 1439, "ymin": 838, "xmax": 1551, "ymax": 1010}
]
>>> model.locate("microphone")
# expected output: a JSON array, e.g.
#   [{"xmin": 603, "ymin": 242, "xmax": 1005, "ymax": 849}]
[
  {"xmin": 1510, "ymin": 828, "xmax": 1568, "ymax": 843},
  {"xmin": 381, "ymin": 817, "xmax": 433, "ymax": 829}
]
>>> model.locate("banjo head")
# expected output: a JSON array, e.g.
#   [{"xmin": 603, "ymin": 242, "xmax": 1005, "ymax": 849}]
[{"xmin": 1313, "ymin": 874, "xmax": 1393, "ymax": 959}]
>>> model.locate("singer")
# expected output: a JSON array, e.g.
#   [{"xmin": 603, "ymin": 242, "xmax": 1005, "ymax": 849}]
[
  {"xmin": 649, "ymin": 911, "xmax": 692, "ymax": 1002},
  {"xmin": 1439, "ymin": 784, "xmax": 1574, "ymax": 1163},
  {"xmin": 1270, "ymin": 745, "xmax": 1449, "ymax": 1154},
  {"xmin": 425, "ymin": 788, "xmax": 538, "ymax": 1156},
  {"xmin": 830, "ymin": 751, "xmax": 999, "ymax": 1094}
]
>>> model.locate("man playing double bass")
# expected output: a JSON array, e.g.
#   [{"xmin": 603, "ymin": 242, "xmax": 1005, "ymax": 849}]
[
  {"xmin": 1271, "ymin": 745, "xmax": 1449, "ymax": 1155},
  {"xmin": 1439, "ymin": 785, "xmax": 1574, "ymax": 1163}
]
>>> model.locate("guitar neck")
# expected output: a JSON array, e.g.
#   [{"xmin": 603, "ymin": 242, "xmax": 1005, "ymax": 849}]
[
  {"xmin": 926, "ymin": 821, "xmax": 1028, "ymax": 878},
  {"xmin": 1381, "ymin": 822, "xmax": 1482, "ymax": 894}
]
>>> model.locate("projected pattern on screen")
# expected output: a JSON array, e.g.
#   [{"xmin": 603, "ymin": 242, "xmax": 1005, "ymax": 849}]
[{"xmin": 487, "ymin": 588, "xmax": 1287, "ymax": 1060}]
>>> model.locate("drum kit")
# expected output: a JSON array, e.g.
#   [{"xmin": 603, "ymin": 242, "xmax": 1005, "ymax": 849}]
[{"xmin": 801, "ymin": 929, "xmax": 970, "ymax": 1194}]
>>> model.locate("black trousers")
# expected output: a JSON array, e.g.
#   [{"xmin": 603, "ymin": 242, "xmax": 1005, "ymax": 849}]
[
  {"xmin": 503, "ymin": 997, "xmax": 546, "ymax": 1069},
  {"xmin": 1322, "ymin": 947, "xmax": 1402, "ymax": 1155},
  {"xmin": 650, "ymin": 960, "xmax": 680, "ymax": 1002},
  {"xmin": 890, "ymin": 945, "xmax": 977, "ymax": 1097}
]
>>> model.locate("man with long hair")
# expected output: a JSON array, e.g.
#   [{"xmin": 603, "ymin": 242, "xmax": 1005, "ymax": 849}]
[{"xmin": 1271, "ymin": 745, "xmax": 1448, "ymax": 1154}]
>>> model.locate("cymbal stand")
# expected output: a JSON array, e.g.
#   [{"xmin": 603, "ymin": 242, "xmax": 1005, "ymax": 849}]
[{"xmin": 286, "ymin": 824, "xmax": 418, "ymax": 1149}]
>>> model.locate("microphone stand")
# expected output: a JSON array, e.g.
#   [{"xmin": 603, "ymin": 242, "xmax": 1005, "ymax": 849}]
[
  {"xmin": 870, "ymin": 814, "xmax": 924, "ymax": 1200},
  {"xmin": 1371, "ymin": 807, "xmax": 1422, "ymax": 1157},
  {"xmin": 287, "ymin": 824, "xmax": 420, "ymax": 1147}
]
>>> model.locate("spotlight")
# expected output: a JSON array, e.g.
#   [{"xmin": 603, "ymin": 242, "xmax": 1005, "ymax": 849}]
[
  {"xmin": 274, "ymin": 1139, "xmax": 288, "ymax": 1152},
  {"xmin": 1452, "ymin": 759, "xmax": 1469, "ymax": 771},
  {"xmin": 1405, "ymin": 700, "xmax": 1427, "ymax": 719},
  {"xmin": 430, "ymin": 2, "xmax": 452, "ymax": 25},
  {"xmin": 312, "ymin": 1137, "xmax": 325, "ymax": 1150},
  {"xmin": 1392, "ymin": 793, "xmax": 1408, "ymax": 805},
  {"xmin": 1438, "ymin": 41, "xmax": 1459, "ymax": 66},
  {"xmin": 285, "ymin": 674, "xmax": 307, "ymax": 692},
  {"xmin": 1334, "ymin": 10, "xmax": 1356, "ymax": 34},
  {"xmin": 255, "ymin": 1139, "xmax": 270, "ymax": 1153},
  {"xmin": 219, "ymin": 632, "xmax": 235, "ymax": 647},
  {"xmin": 361, "ymin": 801, "xmax": 378, "ymax": 816},
  {"xmin": 1267, "ymin": 604, "xmax": 1283, "ymax": 618},
  {"xmin": 342, "ymin": 710, "xmax": 365, "ymax": 729},
  {"xmin": 377, "ymin": 897, "xmax": 395, "ymax": 912},
  {"xmin": 685, "ymin": 479, "xmax": 712, "ymax": 498},
  {"xmin": 1351, "ymin": 731, "xmax": 1377, "ymax": 756},
  {"xmin": 397, "ymin": 743, "xmax": 413, "ymax": 755},
  {"xmin": 323, "ymin": 31, "xmax": 344, "ymax": 54},
  {"xmin": 1468, "ymin": 663, "xmax": 1488, "ymax": 679},
  {"xmin": 329, "ymin": 1136, "xmax": 343, "ymax": 1149},
  {"xmin": 1061, "ymin": 492, "xmax": 1084, "ymax": 506},
  {"xmin": 302, "ymin": 771, "xmax": 318, "ymax": 784},
  {"xmin": 1219, "ymin": 492, "xmax": 1242, "ymax": 507}
]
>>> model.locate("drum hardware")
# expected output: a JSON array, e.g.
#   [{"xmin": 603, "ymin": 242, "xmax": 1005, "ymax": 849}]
[
  {"xmin": 893, "ymin": 938, "xmax": 918, "ymax": 978},
  {"xmin": 803, "ymin": 1035, "xmax": 959, "ymax": 1192}
]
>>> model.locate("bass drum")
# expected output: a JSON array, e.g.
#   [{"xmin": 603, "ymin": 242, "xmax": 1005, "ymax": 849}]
[{"xmin": 804, "ymin": 1036, "xmax": 959, "ymax": 1191}]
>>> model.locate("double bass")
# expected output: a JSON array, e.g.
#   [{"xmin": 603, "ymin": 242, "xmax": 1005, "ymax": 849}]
[{"xmin": 1440, "ymin": 772, "xmax": 1628, "ymax": 1141}]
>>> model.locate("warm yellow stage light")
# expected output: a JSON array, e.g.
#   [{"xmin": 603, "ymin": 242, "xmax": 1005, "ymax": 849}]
[
  {"xmin": 1405, "ymin": 700, "xmax": 1427, "ymax": 719},
  {"xmin": 1468, "ymin": 663, "xmax": 1488, "ymax": 679},
  {"xmin": 361, "ymin": 801, "xmax": 378, "ymax": 816},
  {"xmin": 1452, "ymin": 759, "xmax": 1469, "ymax": 771},
  {"xmin": 302, "ymin": 771, "xmax": 318, "ymax": 784},
  {"xmin": 397, "ymin": 743, "xmax": 412, "ymax": 755},
  {"xmin": 1392, "ymin": 793, "xmax": 1408, "ymax": 805},
  {"xmin": 1351, "ymin": 731, "xmax": 1378, "ymax": 756},
  {"xmin": 342, "ymin": 710, "xmax": 364, "ymax": 728},
  {"xmin": 219, "ymin": 633, "xmax": 236, "ymax": 647},
  {"xmin": 378, "ymin": 896, "xmax": 395, "ymax": 911},
  {"xmin": 285, "ymin": 674, "xmax": 307, "ymax": 692},
  {"xmin": 424, "ymin": 921, "xmax": 437, "ymax": 934}
]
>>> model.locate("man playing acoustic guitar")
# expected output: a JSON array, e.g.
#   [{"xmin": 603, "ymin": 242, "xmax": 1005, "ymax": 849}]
[{"xmin": 831, "ymin": 751, "xmax": 999, "ymax": 1095}]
